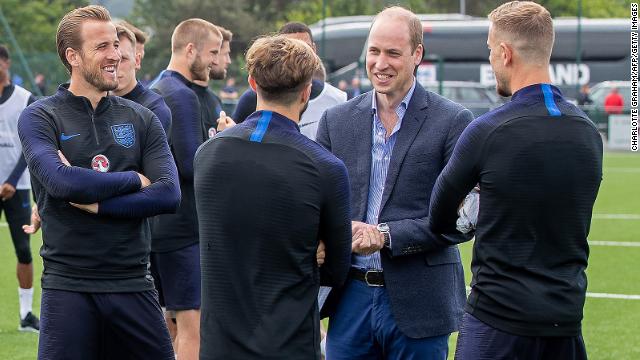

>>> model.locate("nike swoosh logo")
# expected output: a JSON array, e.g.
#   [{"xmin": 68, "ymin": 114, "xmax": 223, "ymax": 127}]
[
  {"xmin": 299, "ymin": 121, "xmax": 318, "ymax": 128},
  {"xmin": 60, "ymin": 133, "xmax": 81, "ymax": 141}
]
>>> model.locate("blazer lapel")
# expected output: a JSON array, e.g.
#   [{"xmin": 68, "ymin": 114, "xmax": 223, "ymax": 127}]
[
  {"xmin": 379, "ymin": 84, "xmax": 429, "ymax": 212},
  {"xmin": 353, "ymin": 93, "xmax": 374, "ymax": 221}
]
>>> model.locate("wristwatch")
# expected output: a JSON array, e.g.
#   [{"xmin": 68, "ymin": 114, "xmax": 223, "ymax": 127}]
[{"xmin": 376, "ymin": 223, "xmax": 391, "ymax": 248}]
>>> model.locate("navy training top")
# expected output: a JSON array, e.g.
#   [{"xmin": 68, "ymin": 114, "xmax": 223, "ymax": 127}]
[
  {"xmin": 18, "ymin": 84, "xmax": 180, "ymax": 293},
  {"xmin": 150, "ymin": 70, "xmax": 206, "ymax": 252},
  {"xmin": 195, "ymin": 110, "xmax": 352, "ymax": 359},
  {"xmin": 429, "ymin": 84, "xmax": 603, "ymax": 336},
  {"xmin": 123, "ymin": 81, "xmax": 172, "ymax": 139}
]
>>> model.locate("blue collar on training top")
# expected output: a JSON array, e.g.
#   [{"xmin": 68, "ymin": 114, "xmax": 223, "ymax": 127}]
[
  {"xmin": 510, "ymin": 83, "xmax": 563, "ymax": 117},
  {"xmin": 247, "ymin": 110, "xmax": 301, "ymax": 143}
]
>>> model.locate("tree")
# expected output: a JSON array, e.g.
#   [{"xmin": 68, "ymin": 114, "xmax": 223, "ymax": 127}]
[{"xmin": 0, "ymin": 0, "xmax": 88, "ymax": 94}]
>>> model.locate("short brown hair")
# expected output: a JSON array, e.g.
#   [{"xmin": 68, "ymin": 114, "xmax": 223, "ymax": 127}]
[
  {"xmin": 488, "ymin": 1, "xmax": 554, "ymax": 63},
  {"xmin": 372, "ymin": 6, "xmax": 423, "ymax": 52},
  {"xmin": 246, "ymin": 35, "xmax": 320, "ymax": 104},
  {"xmin": 116, "ymin": 24, "xmax": 136, "ymax": 48},
  {"xmin": 57, "ymin": 5, "xmax": 111, "ymax": 74},
  {"xmin": 217, "ymin": 26, "xmax": 233, "ymax": 43},
  {"xmin": 0, "ymin": 44, "xmax": 9, "ymax": 61},
  {"xmin": 171, "ymin": 18, "xmax": 221, "ymax": 53},
  {"xmin": 117, "ymin": 20, "xmax": 147, "ymax": 45}
]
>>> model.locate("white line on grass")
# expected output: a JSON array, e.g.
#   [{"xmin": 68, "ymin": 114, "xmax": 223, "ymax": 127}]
[
  {"xmin": 592, "ymin": 214, "xmax": 640, "ymax": 220},
  {"xmin": 589, "ymin": 240, "xmax": 640, "ymax": 247},
  {"xmin": 466, "ymin": 287, "xmax": 640, "ymax": 300}
]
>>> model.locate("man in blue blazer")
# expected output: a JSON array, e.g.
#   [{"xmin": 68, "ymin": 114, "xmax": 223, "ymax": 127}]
[{"xmin": 316, "ymin": 6, "xmax": 474, "ymax": 359}]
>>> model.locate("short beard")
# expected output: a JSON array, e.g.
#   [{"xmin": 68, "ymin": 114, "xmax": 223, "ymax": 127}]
[
  {"xmin": 209, "ymin": 67, "xmax": 226, "ymax": 81},
  {"xmin": 190, "ymin": 55, "xmax": 209, "ymax": 82},
  {"xmin": 82, "ymin": 64, "xmax": 117, "ymax": 92},
  {"xmin": 495, "ymin": 74, "xmax": 511, "ymax": 97}
]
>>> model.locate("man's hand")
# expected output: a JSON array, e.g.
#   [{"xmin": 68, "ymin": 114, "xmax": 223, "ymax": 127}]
[
  {"xmin": 216, "ymin": 111, "xmax": 236, "ymax": 132},
  {"xmin": 70, "ymin": 202, "xmax": 99, "ymax": 214},
  {"xmin": 351, "ymin": 222, "xmax": 384, "ymax": 255},
  {"xmin": 58, "ymin": 150, "xmax": 71, "ymax": 166},
  {"xmin": 317, "ymin": 240, "xmax": 326, "ymax": 266},
  {"xmin": 137, "ymin": 173, "xmax": 151, "ymax": 188},
  {"xmin": 22, "ymin": 204, "xmax": 41, "ymax": 234},
  {"xmin": 0, "ymin": 182, "xmax": 16, "ymax": 201}
]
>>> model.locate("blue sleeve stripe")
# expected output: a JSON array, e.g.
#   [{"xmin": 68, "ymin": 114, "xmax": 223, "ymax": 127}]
[
  {"xmin": 250, "ymin": 111, "xmax": 272, "ymax": 142},
  {"xmin": 541, "ymin": 84, "xmax": 561, "ymax": 117}
]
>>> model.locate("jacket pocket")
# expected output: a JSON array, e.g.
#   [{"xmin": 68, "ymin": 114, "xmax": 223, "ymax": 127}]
[{"xmin": 424, "ymin": 246, "xmax": 461, "ymax": 266}]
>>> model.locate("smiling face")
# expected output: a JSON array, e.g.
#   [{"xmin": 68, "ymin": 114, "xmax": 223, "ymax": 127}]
[
  {"xmin": 366, "ymin": 15, "xmax": 422, "ymax": 101},
  {"xmin": 115, "ymin": 35, "xmax": 137, "ymax": 94},
  {"xmin": 210, "ymin": 40, "xmax": 231, "ymax": 80},
  {"xmin": 75, "ymin": 20, "xmax": 121, "ymax": 92},
  {"xmin": 189, "ymin": 32, "xmax": 221, "ymax": 82}
]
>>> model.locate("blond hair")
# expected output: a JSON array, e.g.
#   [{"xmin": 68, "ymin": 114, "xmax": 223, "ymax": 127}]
[
  {"xmin": 372, "ymin": 6, "xmax": 423, "ymax": 52},
  {"xmin": 171, "ymin": 18, "xmax": 221, "ymax": 53},
  {"xmin": 488, "ymin": 1, "xmax": 554, "ymax": 64},
  {"xmin": 57, "ymin": 5, "xmax": 111, "ymax": 74},
  {"xmin": 117, "ymin": 20, "xmax": 148, "ymax": 45},
  {"xmin": 246, "ymin": 35, "xmax": 320, "ymax": 104},
  {"xmin": 116, "ymin": 24, "xmax": 136, "ymax": 48}
]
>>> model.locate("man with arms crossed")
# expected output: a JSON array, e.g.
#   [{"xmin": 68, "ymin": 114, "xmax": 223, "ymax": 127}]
[
  {"xmin": 317, "ymin": 6, "xmax": 473, "ymax": 359},
  {"xmin": 195, "ymin": 35, "xmax": 352, "ymax": 360},
  {"xmin": 429, "ymin": 2, "xmax": 602, "ymax": 359},
  {"xmin": 0, "ymin": 44, "xmax": 39, "ymax": 332},
  {"xmin": 150, "ymin": 18, "xmax": 221, "ymax": 360},
  {"xmin": 18, "ymin": 5, "xmax": 180, "ymax": 359}
]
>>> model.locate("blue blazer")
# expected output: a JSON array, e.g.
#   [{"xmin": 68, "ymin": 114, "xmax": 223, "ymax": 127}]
[{"xmin": 316, "ymin": 82, "xmax": 473, "ymax": 338}]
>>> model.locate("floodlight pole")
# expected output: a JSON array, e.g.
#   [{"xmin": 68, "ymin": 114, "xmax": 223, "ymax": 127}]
[{"xmin": 460, "ymin": 0, "xmax": 466, "ymax": 15}]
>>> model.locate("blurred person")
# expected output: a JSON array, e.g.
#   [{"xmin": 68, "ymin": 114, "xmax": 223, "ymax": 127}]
[
  {"xmin": 337, "ymin": 79, "xmax": 348, "ymax": 92},
  {"xmin": 577, "ymin": 84, "xmax": 592, "ymax": 106},
  {"xmin": 149, "ymin": 18, "xmax": 221, "ymax": 360},
  {"xmin": 428, "ymin": 2, "xmax": 602, "ymax": 359},
  {"xmin": 34, "ymin": 73, "xmax": 47, "ymax": 95},
  {"xmin": 232, "ymin": 22, "xmax": 346, "ymax": 140},
  {"xmin": 191, "ymin": 26, "xmax": 234, "ymax": 139},
  {"xmin": 18, "ymin": 5, "xmax": 180, "ymax": 359},
  {"xmin": 113, "ymin": 24, "xmax": 171, "ymax": 135},
  {"xmin": 346, "ymin": 76, "xmax": 361, "ymax": 99},
  {"xmin": 604, "ymin": 86, "xmax": 624, "ymax": 114},
  {"xmin": 0, "ymin": 44, "xmax": 39, "ymax": 333},
  {"xmin": 317, "ymin": 6, "xmax": 473, "ymax": 360},
  {"xmin": 195, "ymin": 34, "xmax": 351, "ymax": 360},
  {"xmin": 220, "ymin": 77, "xmax": 238, "ymax": 100}
]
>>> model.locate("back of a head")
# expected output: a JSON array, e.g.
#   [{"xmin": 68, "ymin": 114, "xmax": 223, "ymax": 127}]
[
  {"xmin": 279, "ymin": 22, "xmax": 313, "ymax": 42},
  {"xmin": 57, "ymin": 5, "xmax": 112, "ymax": 74},
  {"xmin": 245, "ymin": 35, "xmax": 320, "ymax": 105},
  {"xmin": 171, "ymin": 18, "xmax": 221, "ymax": 53},
  {"xmin": 488, "ymin": 1, "xmax": 554, "ymax": 65}
]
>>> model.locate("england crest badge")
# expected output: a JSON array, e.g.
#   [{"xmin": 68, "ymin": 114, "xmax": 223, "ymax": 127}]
[{"xmin": 111, "ymin": 123, "xmax": 136, "ymax": 148}]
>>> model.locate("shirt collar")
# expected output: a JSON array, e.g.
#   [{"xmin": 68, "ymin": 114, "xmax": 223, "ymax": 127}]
[{"xmin": 371, "ymin": 77, "xmax": 416, "ymax": 115}]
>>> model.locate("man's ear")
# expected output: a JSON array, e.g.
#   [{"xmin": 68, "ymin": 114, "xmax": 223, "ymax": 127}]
[
  {"xmin": 66, "ymin": 48, "xmax": 80, "ymax": 68},
  {"xmin": 301, "ymin": 82, "xmax": 312, "ymax": 103},
  {"xmin": 248, "ymin": 75, "xmax": 257, "ymax": 92},
  {"xmin": 134, "ymin": 52, "xmax": 142, "ymax": 71},
  {"xmin": 500, "ymin": 42, "xmax": 513, "ymax": 67},
  {"xmin": 413, "ymin": 44, "xmax": 424, "ymax": 66}
]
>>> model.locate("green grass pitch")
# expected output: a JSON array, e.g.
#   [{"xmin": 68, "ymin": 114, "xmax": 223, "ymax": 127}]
[{"xmin": 0, "ymin": 152, "xmax": 638, "ymax": 359}]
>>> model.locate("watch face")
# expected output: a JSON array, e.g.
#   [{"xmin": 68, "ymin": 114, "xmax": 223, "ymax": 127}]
[{"xmin": 377, "ymin": 223, "xmax": 390, "ymax": 232}]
